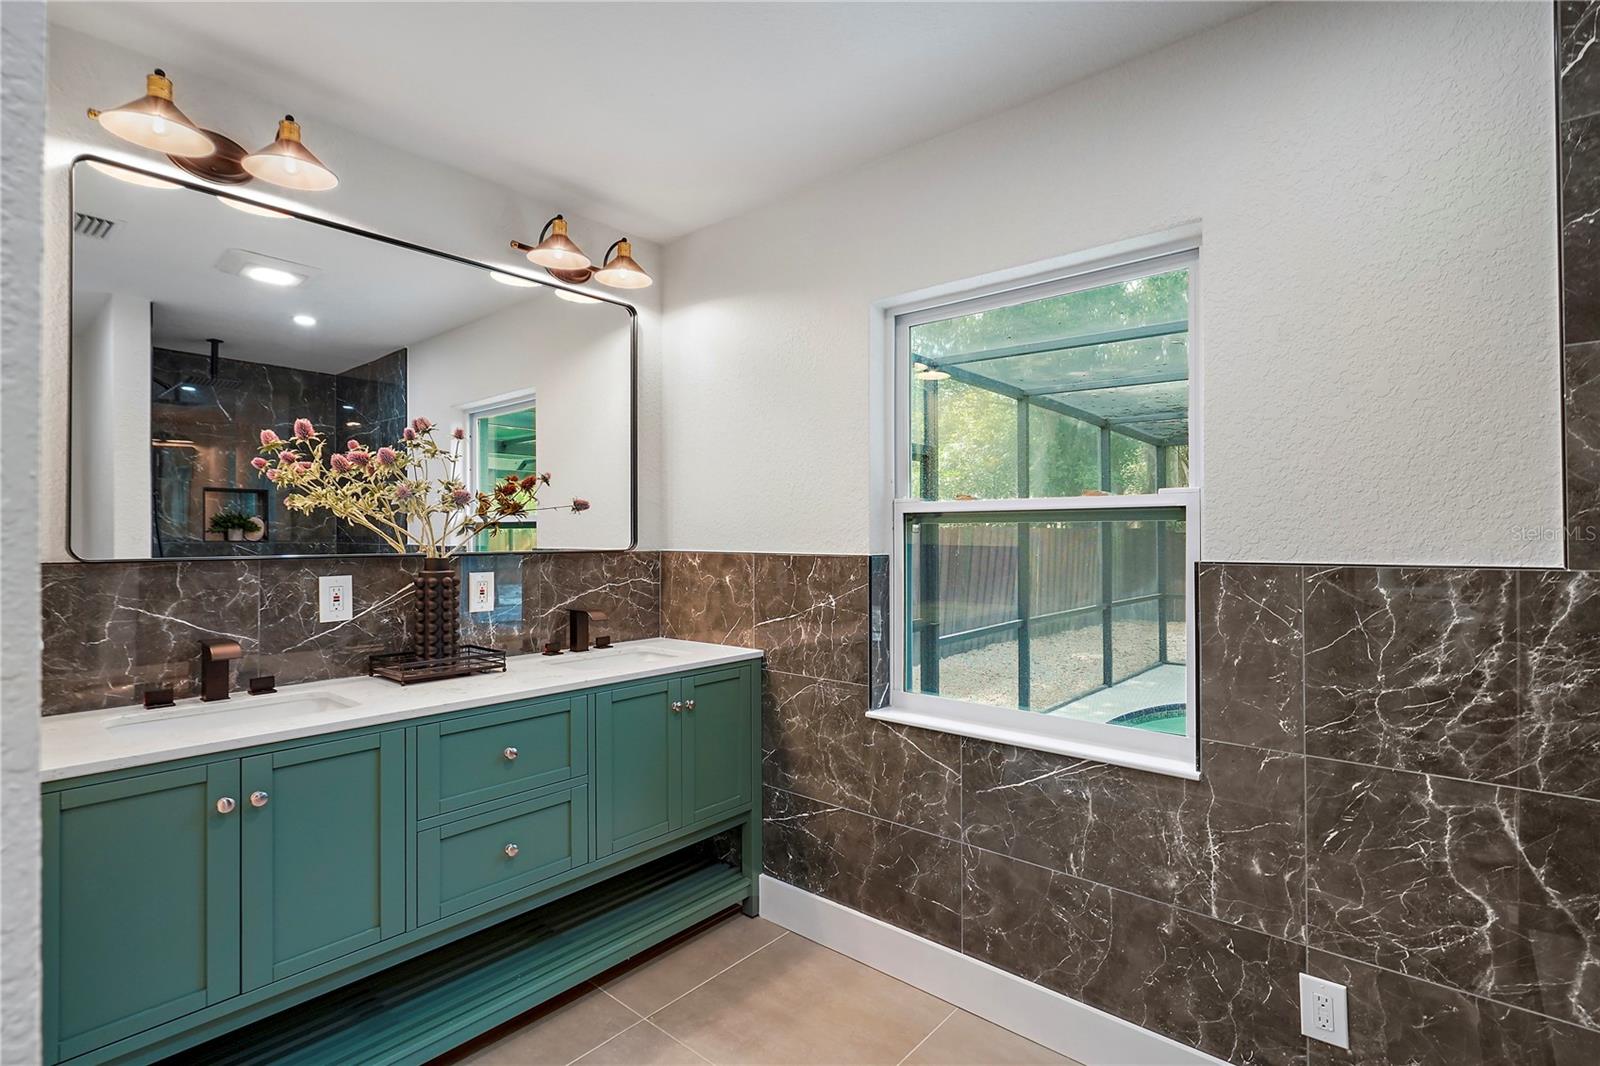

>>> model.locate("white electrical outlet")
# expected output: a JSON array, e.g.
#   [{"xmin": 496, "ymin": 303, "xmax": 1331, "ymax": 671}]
[
  {"xmin": 468, "ymin": 571, "xmax": 496, "ymax": 614},
  {"xmin": 318, "ymin": 575, "xmax": 353, "ymax": 623},
  {"xmin": 1299, "ymin": 973, "xmax": 1349, "ymax": 1049}
]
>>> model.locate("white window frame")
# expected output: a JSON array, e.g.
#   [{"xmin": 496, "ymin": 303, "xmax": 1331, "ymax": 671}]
[{"xmin": 869, "ymin": 245, "xmax": 1202, "ymax": 780}]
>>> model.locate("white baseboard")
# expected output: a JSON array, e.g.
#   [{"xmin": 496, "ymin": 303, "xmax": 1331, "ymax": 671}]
[{"xmin": 759, "ymin": 875, "xmax": 1227, "ymax": 1066}]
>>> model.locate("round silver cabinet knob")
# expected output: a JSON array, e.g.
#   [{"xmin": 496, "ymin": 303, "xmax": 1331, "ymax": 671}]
[
  {"xmin": 670, "ymin": 701, "xmax": 683, "ymax": 713},
  {"xmin": 503, "ymin": 747, "xmax": 519, "ymax": 761},
  {"xmin": 250, "ymin": 791, "xmax": 270, "ymax": 808},
  {"xmin": 503, "ymin": 843, "xmax": 520, "ymax": 858},
  {"xmin": 216, "ymin": 797, "xmax": 237, "ymax": 814},
  {"xmin": 684, "ymin": 699, "xmax": 696, "ymax": 711}
]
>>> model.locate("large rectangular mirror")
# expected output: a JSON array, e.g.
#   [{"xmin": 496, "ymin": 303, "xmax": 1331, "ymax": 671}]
[{"xmin": 69, "ymin": 158, "xmax": 635, "ymax": 559}]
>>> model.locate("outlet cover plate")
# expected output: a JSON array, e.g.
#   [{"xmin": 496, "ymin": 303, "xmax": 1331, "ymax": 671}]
[
  {"xmin": 468, "ymin": 571, "xmax": 496, "ymax": 614},
  {"xmin": 1299, "ymin": 973, "xmax": 1349, "ymax": 1049},
  {"xmin": 318, "ymin": 575, "xmax": 353, "ymax": 623}
]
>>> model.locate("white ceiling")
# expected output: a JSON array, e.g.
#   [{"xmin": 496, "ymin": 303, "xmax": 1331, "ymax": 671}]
[{"xmin": 48, "ymin": 2, "xmax": 1254, "ymax": 241}]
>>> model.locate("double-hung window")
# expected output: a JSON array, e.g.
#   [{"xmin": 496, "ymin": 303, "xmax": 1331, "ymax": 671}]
[{"xmin": 873, "ymin": 248, "xmax": 1200, "ymax": 778}]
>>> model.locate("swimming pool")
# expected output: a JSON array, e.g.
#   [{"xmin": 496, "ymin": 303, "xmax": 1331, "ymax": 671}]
[{"xmin": 1106, "ymin": 703, "xmax": 1187, "ymax": 735}]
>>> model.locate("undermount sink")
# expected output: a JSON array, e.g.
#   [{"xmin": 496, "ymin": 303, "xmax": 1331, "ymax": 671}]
[{"xmin": 105, "ymin": 692, "xmax": 360, "ymax": 732}]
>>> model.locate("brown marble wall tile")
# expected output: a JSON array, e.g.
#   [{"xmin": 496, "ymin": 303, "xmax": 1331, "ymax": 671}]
[
  {"xmin": 1565, "ymin": 345, "xmax": 1600, "ymax": 571},
  {"xmin": 1079, "ymin": 890, "xmax": 1308, "ymax": 1066},
  {"xmin": 256, "ymin": 556, "xmax": 420, "ymax": 686},
  {"xmin": 1309, "ymin": 950, "xmax": 1600, "ymax": 1066},
  {"xmin": 763, "ymin": 786, "xmax": 961, "ymax": 949},
  {"xmin": 752, "ymin": 554, "xmax": 870, "ymax": 684},
  {"xmin": 962, "ymin": 738, "xmax": 1304, "ymax": 939},
  {"xmin": 1521, "ymin": 568, "xmax": 1600, "ymax": 800},
  {"xmin": 1563, "ymin": 2, "xmax": 1600, "ymax": 124},
  {"xmin": 1565, "ymin": 115, "xmax": 1600, "ymax": 347},
  {"xmin": 660, "ymin": 551, "xmax": 754, "ymax": 645},
  {"xmin": 868, "ymin": 554, "xmax": 890, "ymax": 710},
  {"xmin": 521, "ymin": 551, "xmax": 662, "ymax": 646},
  {"xmin": 1197, "ymin": 563, "xmax": 1303, "ymax": 752},
  {"xmin": 42, "ymin": 561, "xmax": 262, "ymax": 712},
  {"xmin": 1304, "ymin": 758, "xmax": 1550, "ymax": 1013},
  {"xmin": 1505, "ymin": 789, "xmax": 1600, "ymax": 1028},
  {"xmin": 762, "ymin": 668, "xmax": 960, "ymax": 838},
  {"xmin": 961, "ymin": 846, "xmax": 1113, "ymax": 997},
  {"xmin": 1304, "ymin": 567, "xmax": 1519, "ymax": 784}
]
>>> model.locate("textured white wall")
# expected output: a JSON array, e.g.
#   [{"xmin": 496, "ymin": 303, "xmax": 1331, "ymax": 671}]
[
  {"xmin": 42, "ymin": 24, "xmax": 665, "ymax": 561},
  {"xmin": 3, "ymin": 2, "xmax": 46, "ymax": 1060},
  {"xmin": 661, "ymin": 2, "xmax": 1562, "ymax": 565}
]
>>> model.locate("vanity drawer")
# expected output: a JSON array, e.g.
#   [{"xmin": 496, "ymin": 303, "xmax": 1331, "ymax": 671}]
[
  {"xmin": 416, "ymin": 785, "xmax": 589, "ymax": 924},
  {"xmin": 415, "ymin": 696, "xmax": 588, "ymax": 818}
]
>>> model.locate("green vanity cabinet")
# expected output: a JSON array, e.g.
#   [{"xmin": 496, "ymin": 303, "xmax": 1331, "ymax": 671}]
[
  {"xmin": 43, "ymin": 763, "xmax": 242, "ymax": 1062},
  {"xmin": 682, "ymin": 666, "xmax": 756, "ymax": 824},
  {"xmin": 240, "ymin": 731, "xmax": 406, "ymax": 990},
  {"xmin": 42, "ymin": 657, "xmax": 761, "ymax": 1066},
  {"xmin": 595, "ymin": 666, "xmax": 756, "ymax": 857}
]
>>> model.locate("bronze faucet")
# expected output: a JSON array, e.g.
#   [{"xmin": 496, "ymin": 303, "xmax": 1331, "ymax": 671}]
[{"xmin": 200, "ymin": 639, "xmax": 243, "ymax": 701}]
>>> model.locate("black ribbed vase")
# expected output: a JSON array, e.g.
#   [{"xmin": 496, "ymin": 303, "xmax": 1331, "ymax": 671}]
[{"xmin": 411, "ymin": 562, "xmax": 460, "ymax": 660}]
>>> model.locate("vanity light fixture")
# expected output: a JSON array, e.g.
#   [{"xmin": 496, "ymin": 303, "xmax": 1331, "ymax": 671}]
[
  {"xmin": 87, "ymin": 73, "xmax": 338, "ymax": 192},
  {"xmin": 219, "ymin": 196, "xmax": 291, "ymax": 219},
  {"xmin": 489, "ymin": 271, "xmax": 540, "ymax": 288},
  {"xmin": 87, "ymin": 70, "xmax": 214, "ymax": 158},
  {"xmin": 242, "ymin": 116, "xmax": 339, "ymax": 192},
  {"xmin": 292, "ymin": 314, "xmax": 317, "ymax": 327},
  {"xmin": 512, "ymin": 216, "xmax": 653, "ymax": 290},
  {"xmin": 85, "ymin": 160, "xmax": 181, "ymax": 190},
  {"xmin": 913, "ymin": 362, "xmax": 950, "ymax": 382}
]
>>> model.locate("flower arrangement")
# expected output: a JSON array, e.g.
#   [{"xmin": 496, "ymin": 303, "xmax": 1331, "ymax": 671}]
[{"xmin": 254, "ymin": 417, "xmax": 588, "ymax": 559}]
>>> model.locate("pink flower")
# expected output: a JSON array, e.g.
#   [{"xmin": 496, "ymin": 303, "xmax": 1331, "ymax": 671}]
[
  {"xmin": 570, "ymin": 498, "xmax": 590, "ymax": 513},
  {"xmin": 294, "ymin": 461, "xmax": 313, "ymax": 474},
  {"xmin": 539, "ymin": 472, "xmax": 552, "ymax": 486},
  {"xmin": 250, "ymin": 457, "xmax": 269, "ymax": 471},
  {"xmin": 451, "ymin": 487, "xmax": 473, "ymax": 507},
  {"xmin": 348, "ymin": 450, "xmax": 371, "ymax": 467},
  {"xmin": 330, "ymin": 453, "xmax": 352, "ymax": 473},
  {"xmin": 394, "ymin": 482, "xmax": 415, "ymax": 502},
  {"xmin": 451, "ymin": 426, "xmax": 465, "ymax": 440},
  {"xmin": 259, "ymin": 429, "xmax": 281, "ymax": 446},
  {"xmin": 411, "ymin": 417, "xmax": 432, "ymax": 433},
  {"xmin": 375, "ymin": 447, "xmax": 399, "ymax": 466},
  {"xmin": 347, "ymin": 439, "xmax": 361, "ymax": 451},
  {"xmin": 266, "ymin": 469, "xmax": 280, "ymax": 482},
  {"xmin": 402, "ymin": 426, "xmax": 417, "ymax": 441},
  {"xmin": 292, "ymin": 418, "xmax": 315, "ymax": 440}
]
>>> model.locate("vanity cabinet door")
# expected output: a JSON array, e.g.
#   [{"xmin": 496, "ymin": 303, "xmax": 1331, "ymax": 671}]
[
  {"xmin": 681, "ymin": 665, "xmax": 755, "ymax": 825},
  {"xmin": 43, "ymin": 762, "xmax": 241, "ymax": 1063},
  {"xmin": 594, "ymin": 677, "xmax": 683, "ymax": 856},
  {"xmin": 240, "ymin": 731, "xmax": 405, "ymax": 991}
]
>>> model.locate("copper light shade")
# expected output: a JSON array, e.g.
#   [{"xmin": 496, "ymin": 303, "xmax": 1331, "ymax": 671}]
[
  {"xmin": 593, "ymin": 239, "xmax": 652, "ymax": 289},
  {"xmin": 242, "ymin": 116, "xmax": 339, "ymax": 191},
  {"xmin": 524, "ymin": 216, "xmax": 592, "ymax": 272},
  {"xmin": 87, "ymin": 70, "xmax": 214, "ymax": 158}
]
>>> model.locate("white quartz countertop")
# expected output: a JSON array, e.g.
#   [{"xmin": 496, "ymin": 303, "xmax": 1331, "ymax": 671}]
[{"xmin": 41, "ymin": 638, "xmax": 762, "ymax": 783}]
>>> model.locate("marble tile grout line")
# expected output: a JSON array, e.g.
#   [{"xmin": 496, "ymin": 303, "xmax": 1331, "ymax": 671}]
[{"xmin": 895, "ymin": 1006, "xmax": 959, "ymax": 1066}]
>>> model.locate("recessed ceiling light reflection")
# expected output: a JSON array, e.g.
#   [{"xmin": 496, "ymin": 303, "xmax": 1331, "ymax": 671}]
[
  {"xmin": 242, "ymin": 265, "xmax": 302, "ymax": 287},
  {"xmin": 86, "ymin": 160, "xmax": 180, "ymax": 189},
  {"xmin": 220, "ymin": 196, "xmax": 291, "ymax": 219},
  {"xmin": 553, "ymin": 288, "xmax": 601, "ymax": 305},
  {"xmin": 293, "ymin": 313, "xmax": 317, "ymax": 327},
  {"xmin": 490, "ymin": 271, "xmax": 539, "ymax": 288},
  {"xmin": 345, "ymin": 421, "xmax": 362, "ymax": 428}
]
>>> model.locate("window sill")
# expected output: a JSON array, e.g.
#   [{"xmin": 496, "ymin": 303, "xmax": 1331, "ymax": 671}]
[{"xmin": 866, "ymin": 703, "xmax": 1201, "ymax": 781}]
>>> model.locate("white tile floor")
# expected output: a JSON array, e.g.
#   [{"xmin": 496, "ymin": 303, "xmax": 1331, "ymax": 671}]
[{"xmin": 437, "ymin": 912, "xmax": 1081, "ymax": 1066}]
